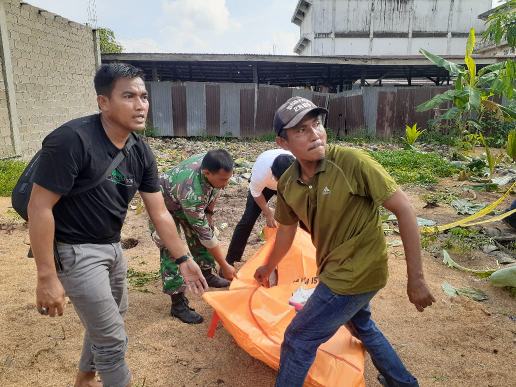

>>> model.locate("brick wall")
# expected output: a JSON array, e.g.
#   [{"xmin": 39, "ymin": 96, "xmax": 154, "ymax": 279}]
[{"xmin": 1, "ymin": 0, "xmax": 98, "ymax": 159}]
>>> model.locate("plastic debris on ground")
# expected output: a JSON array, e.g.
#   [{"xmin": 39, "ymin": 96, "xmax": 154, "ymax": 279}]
[
  {"xmin": 288, "ymin": 287, "xmax": 316, "ymax": 311},
  {"xmin": 441, "ymin": 282, "xmax": 489, "ymax": 302}
]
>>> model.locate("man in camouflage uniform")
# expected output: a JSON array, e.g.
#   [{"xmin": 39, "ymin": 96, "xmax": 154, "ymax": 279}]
[{"xmin": 154, "ymin": 149, "xmax": 236, "ymax": 324}]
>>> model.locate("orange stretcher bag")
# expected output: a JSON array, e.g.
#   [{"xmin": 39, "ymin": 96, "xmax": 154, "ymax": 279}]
[{"xmin": 203, "ymin": 227, "xmax": 366, "ymax": 387}]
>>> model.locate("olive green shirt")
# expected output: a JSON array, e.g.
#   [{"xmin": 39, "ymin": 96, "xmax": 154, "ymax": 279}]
[{"xmin": 275, "ymin": 145, "xmax": 398, "ymax": 295}]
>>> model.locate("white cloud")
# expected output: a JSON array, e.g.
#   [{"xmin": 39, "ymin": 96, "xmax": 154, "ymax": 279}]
[
  {"xmin": 250, "ymin": 31, "xmax": 299, "ymax": 55},
  {"xmin": 119, "ymin": 38, "xmax": 164, "ymax": 53},
  {"xmin": 158, "ymin": 0, "xmax": 240, "ymax": 52}
]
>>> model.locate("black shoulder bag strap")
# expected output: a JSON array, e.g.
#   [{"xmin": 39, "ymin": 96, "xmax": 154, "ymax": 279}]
[
  {"xmin": 53, "ymin": 134, "xmax": 137, "ymax": 272},
  {"xmin": 69, "ymin": 134, "xmax": 137, "ymax": 196}
]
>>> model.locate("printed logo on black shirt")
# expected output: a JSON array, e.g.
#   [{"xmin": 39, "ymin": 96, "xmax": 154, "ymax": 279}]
[{"xmin": 107, "ymin": 168, "xmax": 134, "ymax": 187}]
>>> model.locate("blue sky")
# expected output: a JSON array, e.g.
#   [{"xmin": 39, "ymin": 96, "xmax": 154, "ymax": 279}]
[
  {"xmin": 25, "ymin": 0, "xmax": 502, "ymax": 55},
  {"xmin": 25, "ymin": 0, "xmax": 300, "ymax": 54}
]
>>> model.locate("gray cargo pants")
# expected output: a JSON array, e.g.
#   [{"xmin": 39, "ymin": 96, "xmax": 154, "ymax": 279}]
[{"xmin": 56, "ymin": 242, "xmax": 131, "ymax": 387}]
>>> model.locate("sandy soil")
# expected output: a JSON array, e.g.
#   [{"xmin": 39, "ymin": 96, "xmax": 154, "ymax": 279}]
[{"xmin": 0, "ymin": 146, "xmax": 515, "ymax": 387}]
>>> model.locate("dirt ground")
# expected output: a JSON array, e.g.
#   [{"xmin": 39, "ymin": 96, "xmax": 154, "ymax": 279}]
[{"xmin": 0, "ymin": 142, "xmax": 515, "ymax": 387}]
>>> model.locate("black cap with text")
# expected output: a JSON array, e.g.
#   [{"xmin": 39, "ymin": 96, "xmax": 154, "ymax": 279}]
[{"xmin": 273, "ymin": 96, "xmax": 328, "ymax": 135}]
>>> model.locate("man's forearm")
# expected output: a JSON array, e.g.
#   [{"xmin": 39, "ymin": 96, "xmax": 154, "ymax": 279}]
[
  {"xmin": 396, "ymin": 209, "xmax": 424, "ymax": 281},
  {"xmin": 29, "ymin": 208, "xmax": 58, "ymax": 279},
  {"xmin": 253, "ymin": 193, "xmax": 272, "ymax": 215},
  {"xmin": 207, "ymin": 244, "xmax": 227, "ymax": 267},
  {"xmin": 265, "ymin": 223, "xmax": 297, "ymax": 269}
]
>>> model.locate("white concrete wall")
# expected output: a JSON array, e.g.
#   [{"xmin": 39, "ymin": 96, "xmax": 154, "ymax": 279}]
[{"xmin": 295, "ymin": 0, "xmax": 492, "ymax": 56}]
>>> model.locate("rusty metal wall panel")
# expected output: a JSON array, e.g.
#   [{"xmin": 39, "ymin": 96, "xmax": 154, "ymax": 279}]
[
  {"xmin": 395, "ymin": 86, "xmax": 451, "ymax": 133},
  {"xmin": 327, "ymin": 93, "xmax": 365, "ymax": 137},
  {"xmin": 393, "ymin": 88, "xmax": 412, "ymax": 136},
  {"xmin": 292, "ymin": 89, "xmax": 313, "ymax": 100},
  {"xmin": 205, "ymin": 84, "xmax": 220, "ymax": 136},
  {"xmin": 327, "ymin": 95, "xmax": 346, "ymax": 136},
  {"xmin": 171, "ymin": 83, "xmax": 187, "ymax": 137},
  {"xmin": 429, "ymin": 86, "xmax": 453, "ymax": 132},
  {"xmin": 240, "ymin": 87, "xmax": 255, "ymax": 137},
  {"xmin": 255, "ymin": 86, "xmax": 280, "ymax": 136},
  {"xmin": 312, "ymin": 93, "xmax": 329, "ymax": 110},
  {"xmin": 376, "ymin": 91, "xmax": 397, "ymax": 137},
  {"xmin": 220, "ymin": 83, "xmax": 249, "ymax": 137},
  {"xmin": 150, "ymin": 82, "xmax": 173, "ymax": 136},
  {"xmin": 345, "ymin": 95, "xmax": 365, "ymax": 135},
  {"xmin": 276, "ymin": 87, "xmax": 293, "ymax": 107},
  {"xmin": 185, "ymin": 82, "xmax": 206, "ymax": 136},
  {"xmin": 412, "ymin": 88, "xmax": 433, "ymax": 129}
]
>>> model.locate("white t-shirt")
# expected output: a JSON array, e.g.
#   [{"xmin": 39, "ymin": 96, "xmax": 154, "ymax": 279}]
[{"xmin": 249, "ymin": 149, "xmax": 293, "ymax": 198}]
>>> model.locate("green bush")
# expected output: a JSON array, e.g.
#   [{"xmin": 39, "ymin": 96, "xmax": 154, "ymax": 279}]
[
  {"xmin": 479, "ymin": 112, "xmax": 516, "ymax": 148},
  {"xmin": 0, "ymin": 159, "xmax": 26, "ymax": 197},
  {"xmin": 370, "ymin": 150, "xmax": 458, "ymax": 185}
]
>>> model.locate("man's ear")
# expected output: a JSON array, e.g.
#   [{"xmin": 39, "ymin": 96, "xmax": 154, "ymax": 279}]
[
  {"xmin": 97, "ymin": 95, "xmax": 109, "ymax": 112},
  {"xmin": 276, "ymin": 136, "xmax": 289, "ymax": 150}
]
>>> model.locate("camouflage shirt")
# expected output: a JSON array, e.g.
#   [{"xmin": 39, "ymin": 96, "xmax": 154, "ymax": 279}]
[{"xmin": 160, "ymin": 153, "xmax": 220, "ymax": 248}]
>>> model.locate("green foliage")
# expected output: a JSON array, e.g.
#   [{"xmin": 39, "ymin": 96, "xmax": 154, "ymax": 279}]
[
  {"xmin": 482, "ymin": 0, "xmax": 516, "ymax": 49},
  {"xmin": 143, "ymin": 125, "xmax": 159, "ymax": 138},
  {"xmin": 0, "ymin": 159, "xmax": 26, "ymax": 197},
  {"xmin": 256, "ymin": 133, "xmax": 277, "ymax": 142},
  {"xmin": 478, "ymin": 111, "xmax": 516, "ymax": 148},
  {"xmin": 369, "ymin": 150, "xmax": 458, "ymax": 185},
  {"xmin": 466, "ymin": 158, "xmax": 488, "ymax": 176},
  {"xmin": 506, "ymin": 129, "xmax": 516, "ymax": 162},
  {"xmin": 417, "ymin": 28, "xmax": 515, "ymax": 131},
  {"xmin": 475, "ymin": 132, "xmax": 504, "ymax": 177},
  {"xmin": 325, "ymin": 127, "xmax": 337, "ymax": 142},
  {"xmin": 343, "ymin": 133, "xmax": 385, "ymax": 144},
  {"xmin": 127, "ymin": 268, "xmax": 159, "ymax": 289},
  {"xmin": 420, "ymin": 125, "xmax": 460, "ymax": 146},
  {"xmin": 98, "ymin": 27, "xmax": 123, "ymax": 54},
  {"xmin": 420, "ymin": 190, "xmax": 459, "ymax": 205},
  {"xmin": 404, "ymin": 123, "xmax": 425, "ymax": 146},
  {"xmin": 326, "ymin": 127, "xmax": 387, "ymax": 144}
]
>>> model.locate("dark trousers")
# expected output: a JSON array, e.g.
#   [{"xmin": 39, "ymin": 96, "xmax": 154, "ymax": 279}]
[{"xmin": 226, "ymin": 188, "xmax": 276, "ymax": 265}]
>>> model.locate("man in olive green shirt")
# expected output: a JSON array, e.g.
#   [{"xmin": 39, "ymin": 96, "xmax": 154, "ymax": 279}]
[{"xmin": 254, "ymin": 96, "xmax": 435, "ymax": 387}]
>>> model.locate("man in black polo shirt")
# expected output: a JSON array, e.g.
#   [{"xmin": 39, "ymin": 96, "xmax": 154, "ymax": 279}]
[{"xmin": 28, "ymin": 63, "xmax": 207, "ymax": 387}]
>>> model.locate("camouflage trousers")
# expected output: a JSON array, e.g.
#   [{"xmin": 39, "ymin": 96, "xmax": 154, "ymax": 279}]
[{"xmin": 160, "ymin": 211, "xmax": 216, "ymax": 295}]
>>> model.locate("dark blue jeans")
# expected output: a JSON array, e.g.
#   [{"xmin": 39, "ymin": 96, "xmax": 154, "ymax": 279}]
[{"xmin": 276, "ymin": 283, "xmax": 419, "ymax": 387}]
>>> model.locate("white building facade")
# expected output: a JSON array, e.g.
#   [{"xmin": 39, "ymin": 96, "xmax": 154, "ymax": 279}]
[{"xmin": 292, "ymin": 0, "xmax": 492, "ymax": 56}]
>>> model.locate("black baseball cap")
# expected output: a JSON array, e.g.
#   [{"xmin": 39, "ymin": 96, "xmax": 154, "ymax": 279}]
[{"xmin": 273, "ymin": 96, "xmax": 328, "ymax": 135}]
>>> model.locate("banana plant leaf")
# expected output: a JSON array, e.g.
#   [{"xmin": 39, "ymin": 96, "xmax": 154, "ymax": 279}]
[
  {"xmin": 489, "ymin": 265, "xmax": 516, "ymax": 288},
  {"xmin": 464, "ymin": 29, "xmax": 477, "ymax": 85},
  {"xmin": 419, "ymin": 49, "xmax": 464, "ymax": 77},
  {"xmin": 477, "ymin": 61, "xmax": 506, "ymax": 77},
  {"xmin": 442, "ymin": 250, "xmax": 496, "ymax": 278},
  {"xmin": 499, "ymin": 105, "xmax": 516, "ymax": 120},
  {"xmin": 465, "ymin": 86, "xmax": 481, "ymax": 111},
  {"xmin": 416, "ymin": 89, "xmax": 466, "ymax": 112}
]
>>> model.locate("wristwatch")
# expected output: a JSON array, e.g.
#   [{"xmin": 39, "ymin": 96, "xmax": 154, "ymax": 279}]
[{"xmin": 174, "ymin": 254, "xmax": 190, "ymax": 265}]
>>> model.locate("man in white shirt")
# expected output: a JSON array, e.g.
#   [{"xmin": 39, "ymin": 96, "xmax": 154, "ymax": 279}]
[{"xmin": 225, "ymin": 149, "xmax": 294, "ymax": 268}]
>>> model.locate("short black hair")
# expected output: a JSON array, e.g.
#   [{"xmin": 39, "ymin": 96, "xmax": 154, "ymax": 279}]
[
  {"xmin": 271, "ymin": 154, "xmax": 295, "ymax": 180},
  {"xmin": 201, "ymin": 149, "xmax": 234, "ymax": 173},
  {"xmin": 94, "ymin": 63, "xmax": 145, "ymax": 96}
]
